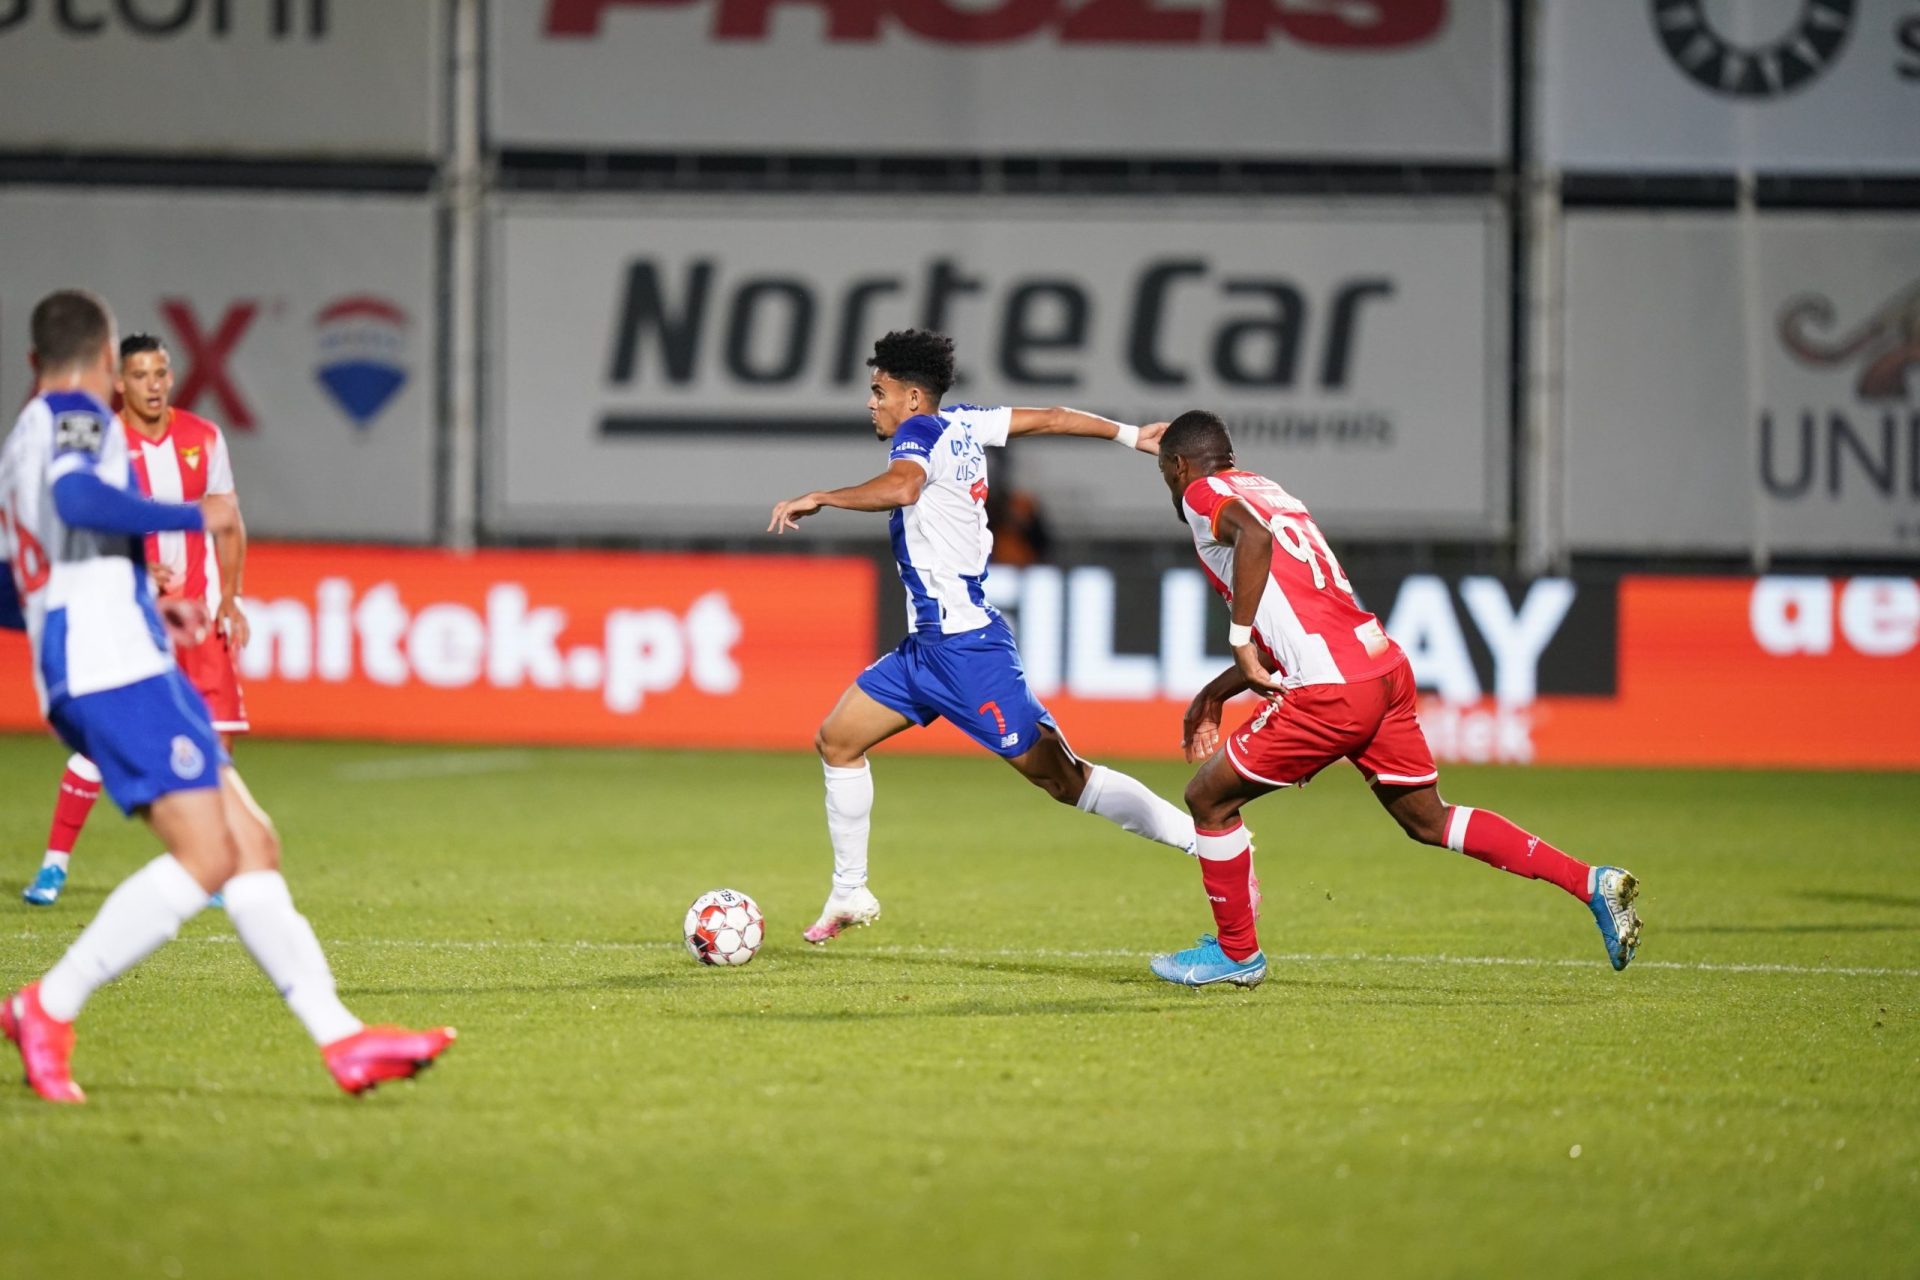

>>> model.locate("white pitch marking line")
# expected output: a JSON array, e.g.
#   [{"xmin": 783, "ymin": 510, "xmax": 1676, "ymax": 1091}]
[
  {"xmin": 331, "ymin": 750, "xmax": 538, "ymax": 782},
  {"xmin": 15, "ymin": 933, "xmax": 1905, "ymax": 979}
]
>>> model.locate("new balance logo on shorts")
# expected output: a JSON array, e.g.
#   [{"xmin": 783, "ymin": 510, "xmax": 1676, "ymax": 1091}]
[{"xmin": 1000, "ymin": 732, "xmax": 1020, "ymax": 749}]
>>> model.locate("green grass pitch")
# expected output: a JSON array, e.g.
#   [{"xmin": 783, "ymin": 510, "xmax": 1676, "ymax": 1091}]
[{"xmin": 0, "ymin": 733, "xmax": 1915, "ymax": 1279}]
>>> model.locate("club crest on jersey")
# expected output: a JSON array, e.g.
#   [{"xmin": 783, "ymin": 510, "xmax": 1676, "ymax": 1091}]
[
  {"xmin": 313, "ymin": 295, "xmax": 409, "ymax": 430},
  {"xmin": 169, "ymin": 735, "xmax": 206, "ymax": 780},
  {"xmin": 179, "ymin": 445, "xmax": 203, "ymax": 470},
  {"xmin": 53, "ymin": 412, "xmax": 104, "ymax": 455}
]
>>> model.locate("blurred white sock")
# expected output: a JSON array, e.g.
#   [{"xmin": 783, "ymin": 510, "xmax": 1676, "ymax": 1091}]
[
  {"xmin": 224, "ymin": 870, "xmax": 362, "ymax": 1046},
  {"xmin": 39, "ymin": 854, "xmax": 209, "ymax": 1021},
  {"xmin": 1077, "ymin": 765, "xmax": 1197, "ymax": 854}
]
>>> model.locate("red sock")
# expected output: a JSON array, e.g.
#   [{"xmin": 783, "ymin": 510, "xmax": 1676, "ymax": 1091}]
[
  {"xmin": 1443, "ymin": 806, "xmax": 1590, "ymax": 899},
  {"xmin": 46, "ymin": 757, "xmax": 102, "ymax": 858},
  {"xmin": 1196, "ymin": 823, "xmax": 1260, "ymax": 961}
]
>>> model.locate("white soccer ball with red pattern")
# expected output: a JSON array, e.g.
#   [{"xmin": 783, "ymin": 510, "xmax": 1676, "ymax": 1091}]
[{"xmin": 684, "ymin": 888, "xmax": 764, "ymax": 966}]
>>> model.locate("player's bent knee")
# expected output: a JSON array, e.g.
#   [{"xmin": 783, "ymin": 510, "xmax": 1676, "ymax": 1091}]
[
  {"xmin": 814, "ymin": 724, "xmax": 863, "ymax": 768},
  {"xmin": 1183, "ymin": 778, "xmax": 1233, "ymax": 829},
  {"xmin": 1394, "ymin": 802, "xmax": 1449, "ymax": 846},
  {"xmin": 1030, "ymin": 770, "xmax": 1077, "ymax": 805}
]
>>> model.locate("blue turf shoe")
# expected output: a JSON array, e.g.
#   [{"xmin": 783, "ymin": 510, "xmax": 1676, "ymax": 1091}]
[
  {"xmin": 1149, "ymin": 934, "xmax": 1267, "ymax": 989},
  {"xmin": 1588, "ymin": 866, "xmax": 1642, "ymax": 971},
  {"xmin": 22, "ymin": 864, "xmax": 67, "ymax": 907},
  {"xmin": 206, "ymin": 893, "xmax": 225, "ymax": 911}
]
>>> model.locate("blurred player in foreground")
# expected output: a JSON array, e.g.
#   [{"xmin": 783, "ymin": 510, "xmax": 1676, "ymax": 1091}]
[
  {"xmin": 1147, "ymin": 410, "xmax": 1642, "ymax": 988},
  {"xmin": 769, "ymin": 329, "xmax": 1198, "ymax": 943},
  {"xmin": 25, "ymin": 332, "xmax": 251, "ymax": 906},
  {"xmin": 0, "ymin": 289, "xmax": 453, "ymax": 1102}
]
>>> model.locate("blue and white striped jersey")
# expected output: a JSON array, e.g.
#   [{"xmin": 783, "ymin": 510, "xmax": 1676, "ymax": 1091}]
[
  {"xmin": 0, "ymin": 390, "xmax": 174, "ymax": 712},
  {"xmin": 885, "ymin": 404, "xmax": 1013, "ymax": 636}
]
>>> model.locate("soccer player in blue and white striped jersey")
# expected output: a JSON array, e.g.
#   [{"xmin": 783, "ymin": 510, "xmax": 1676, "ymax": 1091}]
[{"xmin": 769, "ymin": 329, "xmax": 1199, "ymax": 943}]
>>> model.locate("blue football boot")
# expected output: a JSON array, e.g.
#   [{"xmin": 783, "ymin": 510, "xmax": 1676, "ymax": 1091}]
[
  {"xmin": 22, "ymin": 864, "xmax": 67, "ymax": 907},
  {"xmin": 1149, "ymin": 934, "xmax": 1266, "ymax": 989},
  {"xmin": 1588, "ymin": 866, "xmax": 1642, "ymax": 971}
]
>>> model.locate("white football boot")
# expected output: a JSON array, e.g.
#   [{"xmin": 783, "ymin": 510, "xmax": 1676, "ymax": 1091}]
[{"xmin": 802, "ymin": 885, "xmax": 881, "ymax": 945}]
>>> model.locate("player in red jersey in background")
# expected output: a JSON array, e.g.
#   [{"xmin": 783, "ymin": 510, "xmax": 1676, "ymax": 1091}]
[
  {"xmin": 24, "ymin": 333, "xmax": 251, "ymax": 906},
  {"xmin": 1145, "ymin": 411, "xmax": 1643, "ymax": 988}
]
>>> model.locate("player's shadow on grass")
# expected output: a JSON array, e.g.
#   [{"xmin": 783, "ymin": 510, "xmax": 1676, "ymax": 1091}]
[
  {"xmin": 338, "ymin": 970, "xmax": 685, "ymax": 997},
  {"xmin": 1664, "ymin": 922, "xmax": 1919, "ymax": 935},
  {"xmin": 706, "ymin": 995, "xmax": 1228, "ymax": 1022},
  {"xmin": 1275, "ymin": 973, "xmax": 1546, "ymax": 1007},
  {"xmin": 798, "ymin": 947, "xmax": 1142, "ymax": 985},
  {"xmin": 77, "ymin": 1082, "xmax": 353, "ymax": 1108},
  {"xmin": 1803, "ymin": 890, "xmax": 1920, "ymax": 911}
]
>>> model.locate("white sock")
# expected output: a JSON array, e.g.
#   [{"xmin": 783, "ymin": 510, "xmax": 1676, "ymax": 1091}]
[
  {"xmin": 41, "ymin": 851, "xmax": 70, "ymax": 872},
  {"xmin": 1076, "ymin": 765, "xmax": 1198, "ymax": 855},
  {"xmin": 824, "ymin": 760, "xmax": 874, "ymax": 893},
  {"xmin": 39, "ymin": 854, "xmax": 209, "ymax": 1021},
  {"xmin": 223, "ymin": 870, "xmax": 362, "ymax": 1046}
]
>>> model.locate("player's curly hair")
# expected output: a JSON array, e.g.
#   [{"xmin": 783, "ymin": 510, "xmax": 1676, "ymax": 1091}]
[
  {"xmin": 868, "ymin": 329, "xmax": 955, "ymax": 402},
  {"xmin": 1160, "ymin": 410, "xmax": 1235, "ymax": 468}
]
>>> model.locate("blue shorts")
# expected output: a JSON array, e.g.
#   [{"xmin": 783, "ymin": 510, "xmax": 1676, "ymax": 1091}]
[
  {"xmin": 47, "ymin": 670, "xmax": 228, "ymax": 814},
  {"xmin": 857, "ymin": 616, "xmax": 1056, "ymax": 758}
]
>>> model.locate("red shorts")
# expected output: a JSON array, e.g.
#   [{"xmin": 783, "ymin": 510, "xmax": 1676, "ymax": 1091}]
[
  {"xmin": 175, "ymin": 631, "xmax": 249, "ymax": 735},
  {"xmin": 1224, "ymin": 657, "xmax": 1436, "ymax": 790}
]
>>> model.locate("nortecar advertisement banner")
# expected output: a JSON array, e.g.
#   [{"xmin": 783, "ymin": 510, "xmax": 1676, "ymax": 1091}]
[
  {"xmin": 491, "ymin": 0, "xmax": 1505, "ymax": 160},
  {"xmin": 0, "ymin": 189, "xmax": 437, "ymax": 542},
  {"xmin": 4, "ymin": 551, "xmax": 1913, "ymax": 769},
  {"xmin": 1560, "ymin": 211, "xmax": 1919, "ymax": 556},
  {"xmin": 489, "ymin": 196, "xmax": 1508, "ymax": 541},
  {"xmin": 0, "ymin": 0, "xmax": 440, "ymax": 157},
  {"xmin": 1541, "ymin": 0, "xmax": 1920, "ymax": 173}
]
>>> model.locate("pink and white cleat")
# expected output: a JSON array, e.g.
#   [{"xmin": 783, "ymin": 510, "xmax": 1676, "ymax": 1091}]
[
  {"xmin": 2, "ymin": 983, "xmax": 85, "ymax": 1104},
  {"xmin": 323, "ymin": 1024, "xmax": 457, "ymax": 1096},
  {"xmin": 802, "ymin": 886, "xmax": 881, "ymax": 945}
]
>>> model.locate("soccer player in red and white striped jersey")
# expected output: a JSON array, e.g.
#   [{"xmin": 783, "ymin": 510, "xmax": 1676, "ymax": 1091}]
[
  {"xmin": 23, "ymin": 333, "xmax": 251, "ymax": 906},
  {"xmin": 1145, "ymin": 411, "xmax": 1643, "ymax": 987}
]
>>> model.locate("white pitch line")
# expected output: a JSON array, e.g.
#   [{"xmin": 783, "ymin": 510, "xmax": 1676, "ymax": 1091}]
[
  {"xmin": 10, "ymin": 933, "xmax": 1910, "ymax": 979},
  {"xmin": 330, "ymin": 751, "xmax": 538, "ymax": 782}
]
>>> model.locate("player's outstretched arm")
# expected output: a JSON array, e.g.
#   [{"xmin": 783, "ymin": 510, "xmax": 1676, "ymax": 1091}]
[
  {"xmin": 51, "ymin": 471, "xmax": 210, "ymax": 537},
  {"xmin": 768, "ymin": 460, "xmax": 928, "ymax": 533},
  {"xmin": 1003, "ymin": 407, "xmax": 1167, "ymax": 454}
]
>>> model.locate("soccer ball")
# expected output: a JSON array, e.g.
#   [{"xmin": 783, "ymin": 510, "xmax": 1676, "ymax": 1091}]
[{"xmin": 684, "ymin": 888, "xmax": 764, "ymax": 967}]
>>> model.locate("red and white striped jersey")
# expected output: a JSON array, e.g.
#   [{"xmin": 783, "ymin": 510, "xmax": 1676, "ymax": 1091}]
[
  {"xmin": 1181, "ymin": 469, "xmax": 1400, "ymax": 688},
  {"xmin": 123, "ymin": 408, "xmax": 234, "ymax": 612}
]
